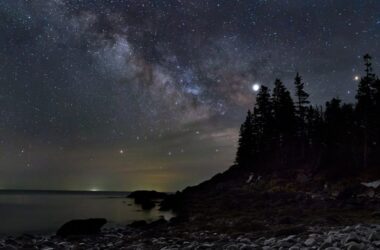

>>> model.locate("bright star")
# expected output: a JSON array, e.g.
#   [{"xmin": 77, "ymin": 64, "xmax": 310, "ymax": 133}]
[
  {"xmin": 354, "ymin": 75, "xmax": 360, "ymax": 81},
  {"xmin": 252, "ymin": 83, "xmax": 261, "ymax": 92}
]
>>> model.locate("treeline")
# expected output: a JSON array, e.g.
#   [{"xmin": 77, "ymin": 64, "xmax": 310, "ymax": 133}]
[{"xmin": 235, "ymin": 54, "xmax": 380, "ymax": 176}]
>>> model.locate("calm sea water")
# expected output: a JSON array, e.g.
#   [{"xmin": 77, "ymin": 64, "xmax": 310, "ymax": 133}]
[{"xmin": 0, "ymin": 190, "xmax": 174, "ymax": 235}]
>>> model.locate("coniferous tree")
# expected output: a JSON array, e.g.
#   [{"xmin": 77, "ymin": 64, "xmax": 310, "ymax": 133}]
[
  {"xmin": 323, "ymin": 99, "xmax": 356, "ymax": 171},
  {"xmin": 253, "ymin": 85, "xmax": 273, "ymax": 154},
  {"xmin": 272, "ymin": 79, "xmax": 296, "ymax": 140},
  {"xmin": 294, "ymin": 72, "xmax": 310, "ymax": 122},
  {"xmin": 294, "ymin": 73, "xmax": 310, "ymax": 157},
  {"xmin": 235, "ymin": 110, "xmax": 255, "ymax": 167},
  {"xmin": 356, "ymin": 54, "xmax": 376, "ymax": 167},
  {"xmin": 373, "ymin": 77, "xmax": 380, "ymax": 152},
  {"xmin": 306, "ymin": 106, "xmax": 323, "ymax": 150},
  {"xmin": 324, "ymin": 98, "xmax": 344, "ymax": 143},
  {"xmin": 356, "ymin": 54, "xmax": 375, "ymax": 116},
  {"xmin": 271, "ymin": 79, "xmax": 296, "ymax": 166},
  {"xmin": 233, "ymin": 54, "xmax": 380, "ymax": 174}
]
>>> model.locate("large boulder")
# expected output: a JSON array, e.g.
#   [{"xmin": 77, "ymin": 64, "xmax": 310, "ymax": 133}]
[
  {"xmin": 56, "ymin": 218, "xmax": 107, "ymax": 237},
  {"xmin": 128, "ymin": 190, "xmax": 167, "ymax": 210},
  {"xmin": 141, "ymin": 199, "xmax": 156, "ymax": 210},
  {"xmin": 128, "ymin": 190, "xmax": 167, "ymax": 200}
]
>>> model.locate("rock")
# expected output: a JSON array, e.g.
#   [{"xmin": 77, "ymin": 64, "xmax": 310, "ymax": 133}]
[
  {"xmin": 264, "ymin": 238, "xmax": 276, "ymax": 246},
  {"xmin": 361, "ymin": 180, "xmax": 380, "ymax": 189},
  {"xmin": 148, "ymin": 218, "xmax": 168, "ymax": 228},
  {"xmin": 320, "ymin": 241, "xmax": 332, "ymax": 249},
  {"xmin": 277, "ymin": 235, "xmax": 296, "ymax": 248},
  {"xmin": 289, "ymin": 247, "xmax": 300, "ymax": 250},
  {"xmin": 366, "ymin": 189, "xmax": 375, "ymax": 198},
  {"xmin": 128, "ymin": 190, "xmax": 167, "ymax": 210},
  {"xmin": 128, "ymin": 190, "xmax": 167, "ymax": 200},
  {"xmin": 325, "ymin": 235, "xmax": 333, "ymax": 244},
  {"xmin": 342, "ymin": 226, "xmax": 352, "ymax": 233},
  {"xmin": 129, "ymin": 220, "xmax": 148, "ymax": 228},
  {"xmin": 369, "ymin": 231, "xmax": 380, "ymax": 241},
  {"xmin": 56, "ymin": 218, "xmax": 107, "ymax": 237},
  {"xmin": 346, "ymin": 242, "xmax": 363, "ymax": 250},
  {"xmin": 345, "ymin": 232, "xmax": 361, "ymax": 243},
  {"xmin": 371, "ymin": 211, "xmax": 380, "ymax": 218},
  {"xmin": 0, "ymin": 246, "xmax": 17, "ymax": 250},
  {"xmin": 304, "ymin": 238, "xmax": 315, "ymax": 246},
  {"xmin": 240, "ymin": 245, "xmax": 258, "ymax": 250},
  {"xmin": 198, "ymin": 243, "xmax": 214, "ymax": 249},
  {"xmin": 373, "ymin": 240, "xmax": 380, "ymax": 246},
  {"xmin": 141, "ymin": 199, "xmax": 156, "ymax": 210},
  {"xmin": 225, "ymin": 244, "xmax": 239, "ymax": 250},
  {"xmin": 320, "ymin": 236, "xmax": 333, "ymax": 249}
]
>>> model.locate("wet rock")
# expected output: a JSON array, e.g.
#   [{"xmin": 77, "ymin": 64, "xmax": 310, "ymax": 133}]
[
  {"xmin": 240, "ymin": 245, "xmax": 258, "ymax": 250},
  {"xmin": 304, "ymin": 237, "xmax": 315, "ymax": 246},
  {"xmin": 129, "ymin": 190, "xmax": 167, "ymax": 210},
  {"xmin": 263, "ymin": 237, "xmax": 276, "ymax": 246},
  {"xmin": 141, "ymin": 199, "xmax": 156, "ymax": 210},
  {"xmin": 368, "ymin": 231, "xmax": 380, "ymax": 241},
  {"xmin": 346, "ymin": 241, "xmax": 363, "ymax": 250},
  {"xmin": 148, "ymin": 218, "xmax": 168, "ymax": 228},
  {"xmin": 129, "ymin": 220, "xmax": 148, "ymax": 228},
  {"xmin": 56, "ymin": 218, "xmax": 107, "ymax": 237},
  {"xmin": 289, "ymin": 247, "xmax": 300, "ymax": 250},
  {"xmin": 345, "ymin": 232, "xmax": 361, "ymax": 243}
]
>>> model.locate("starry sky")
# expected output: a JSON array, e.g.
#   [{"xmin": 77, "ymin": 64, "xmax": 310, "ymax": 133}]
[{"xmin": 0, "ymin": 0, "xmax": 379, "ymax": 191}]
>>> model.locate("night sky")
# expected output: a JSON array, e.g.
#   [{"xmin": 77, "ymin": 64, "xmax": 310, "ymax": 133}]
[{"xmin": 0, "ymin": 0, "xmax": 379, "ymax": 191}]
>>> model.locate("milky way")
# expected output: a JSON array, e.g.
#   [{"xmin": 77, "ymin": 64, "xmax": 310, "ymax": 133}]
[{"xmin": 0, "ymin": 0, "xmax": 379, "ymax": 191}]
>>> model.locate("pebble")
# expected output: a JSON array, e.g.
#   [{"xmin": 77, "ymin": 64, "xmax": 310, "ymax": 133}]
[{"xmin": 304, "ymin": 238, "xmax": 315, "ymax": 246}]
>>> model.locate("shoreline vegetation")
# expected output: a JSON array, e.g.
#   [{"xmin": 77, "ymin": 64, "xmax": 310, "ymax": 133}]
[{"xmin": 3, "ymin": 55, "xmax": 380, "ymax": 249}]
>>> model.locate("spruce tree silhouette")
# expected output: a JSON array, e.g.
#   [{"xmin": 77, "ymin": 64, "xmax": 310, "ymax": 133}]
[
  {"xmin": 356, "ymin": 54, "xmax": 376, "ymax": 168},
  {"xmin": 272, "ymin": 79, "xmax": 296, "ymax": 142},
  {"xmin": 253, "ymin": 85, "xmax": 273, "ymax": 156},
  {"xmin": 294, "ymin": 73, "xmax": 310, "ymax": 158},
  {"xmin": 294, "ymin": 72, "xmax": 310, "ymax": 123},
  {"xmin": 234, "ymin": 54, "xmax": 380, "ymax": 177},
  {"xmin": 235, "ymin": 110, "xmax": 255, "ymax": 167}
]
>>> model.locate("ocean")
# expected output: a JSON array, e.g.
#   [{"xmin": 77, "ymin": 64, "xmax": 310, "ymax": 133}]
[{"xmin": 0, "ymin": 190, "xmax": 174, "ymax": 235}]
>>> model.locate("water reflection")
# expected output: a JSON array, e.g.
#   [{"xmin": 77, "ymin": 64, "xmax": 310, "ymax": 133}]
[{"xmin": 0, "ymin": 190, "xmax": 174, "ymax": 235}]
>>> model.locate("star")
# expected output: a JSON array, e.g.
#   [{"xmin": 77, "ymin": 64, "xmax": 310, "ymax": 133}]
[
  {"xmin": 0, "ymin": 0, "xmax": 378, "ymax": 192},
  {"xmin": 252, "ymin": 83, "xmax": 261, "ymax": 92}
]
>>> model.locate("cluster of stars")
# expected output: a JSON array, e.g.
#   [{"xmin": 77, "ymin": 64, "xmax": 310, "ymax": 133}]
[{"xmin": 0, "ymin": 0, "xmax": 379, "ymax": 190}]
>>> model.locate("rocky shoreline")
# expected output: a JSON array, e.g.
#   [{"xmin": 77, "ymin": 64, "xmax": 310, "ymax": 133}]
[
  {"xmin": 1, "ymin": 223, "xmax": 380, "ymax": 249},
  {"xmin": 3, "ymin": 174, "xmax": 380, "ymax": 249}
]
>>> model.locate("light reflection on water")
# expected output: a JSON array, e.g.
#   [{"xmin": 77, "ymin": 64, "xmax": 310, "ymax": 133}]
[{"xmin": 0, "ymin": 191, "xmax": 174, "ymax": 235}]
